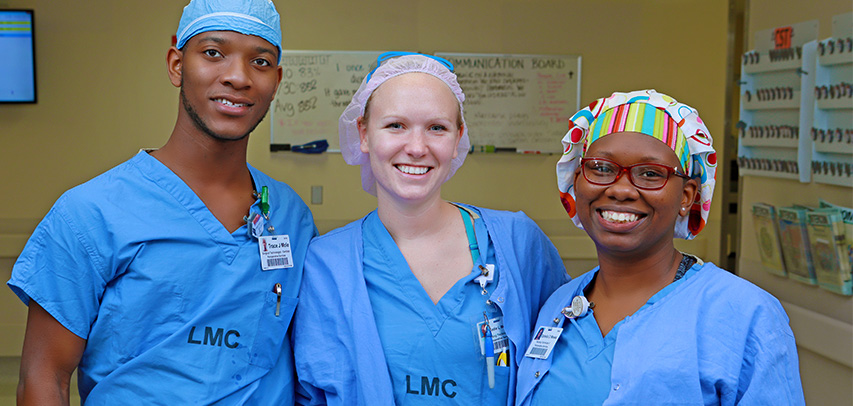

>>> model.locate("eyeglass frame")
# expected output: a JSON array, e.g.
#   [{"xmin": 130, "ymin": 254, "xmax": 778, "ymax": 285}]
[
  {"xmin": 364, "ymin": 52, "xmax": 455, "ymax": 84},
  {"xmin": 579, "ymin": 157, "xmax": 691, "ymax": 190}
]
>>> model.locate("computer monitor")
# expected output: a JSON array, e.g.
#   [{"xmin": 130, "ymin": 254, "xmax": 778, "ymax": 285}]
[{"xmin": 0, "ymin": 9, "xmax": 36, "ymax": 103}]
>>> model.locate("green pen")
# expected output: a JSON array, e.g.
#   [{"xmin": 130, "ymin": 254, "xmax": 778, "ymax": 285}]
[{"xmin": 260, "ymin": 186, "xmax": 270, "ymax": 218}]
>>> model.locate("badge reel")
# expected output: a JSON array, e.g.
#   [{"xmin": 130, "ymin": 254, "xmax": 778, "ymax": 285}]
[{"xmin": 561, "ymin": 295, "xmax": 593, "ymax": 319}]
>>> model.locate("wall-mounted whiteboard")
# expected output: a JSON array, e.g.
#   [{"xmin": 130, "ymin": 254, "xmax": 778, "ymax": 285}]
[
  {"xmin": 436, "ymin": 53, "xmax": 581, "ymax": 153},
  {"xmin": 270, "ymin": 51, "xmax": 581, "ymax": 153},
  {"xmin": 270, "ymin": 50, "xmax": 381, "ymax": 151}
]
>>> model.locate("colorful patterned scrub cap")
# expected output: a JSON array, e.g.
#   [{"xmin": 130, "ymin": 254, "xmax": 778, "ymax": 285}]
[
  {"xmin": 556, "ymin": 89, "xmax": 717, "ymax": 240},
  {"xmin": 339, "ymin": 52, "xmax": 470, "ymax": 195},
  {"xmin": 176, "ymin": 0, "xmax": 282, "ymax": 64}
]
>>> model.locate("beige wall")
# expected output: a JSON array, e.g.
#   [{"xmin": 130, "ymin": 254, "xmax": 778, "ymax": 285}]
[
  {"xmin": 0, "ymin": 0, "xmax": 727, "ymax": 250},
  {"xmin": 738, "ymin": 0, "xmax": 853, "ymax": 405}
]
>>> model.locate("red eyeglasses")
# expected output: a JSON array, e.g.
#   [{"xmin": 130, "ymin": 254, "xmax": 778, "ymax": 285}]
[{"xmin": 580, "ymin": 157, "xmax": 690, "ymax": 190}]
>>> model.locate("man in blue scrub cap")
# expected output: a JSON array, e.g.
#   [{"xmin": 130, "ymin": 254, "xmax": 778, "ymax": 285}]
[{"xmin": 8, "ymin": 0, "xmax": 316, "ymax": 404}]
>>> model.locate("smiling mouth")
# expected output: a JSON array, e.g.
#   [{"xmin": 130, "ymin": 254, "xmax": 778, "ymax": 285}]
[
  {"xmin": 598, "ymin": 210, "xmax": 644, "ymax": 223},
  {"xmin": 214, "ymin": 98, "xmax": 250, "ymax": 107},
  {"xmin": 396, "ymin": 164, "xmax": 430, "ymax": 175}
]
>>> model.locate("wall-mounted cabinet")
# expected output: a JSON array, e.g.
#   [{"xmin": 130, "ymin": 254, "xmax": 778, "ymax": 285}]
[
  {"xmin": 810, "ymin": 14, "xmax": 853, "ymax": 187},
  {"xmin": 738, "ymin": 19, "xmax": 852, "ymax": 189},
  {"xmin": 738, "ymin": 24, "xmax": 817, "ymax": 182}
]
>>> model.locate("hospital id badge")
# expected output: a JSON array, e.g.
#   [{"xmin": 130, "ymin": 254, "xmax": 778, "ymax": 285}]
[
  {"xmin": 524, "ymin": 326, "xmax": 563, "ymax": 360},
  {"xmin": 258, "ymin": 235, "xmax": 293, "ymax": 271},
  {"xmin": 478, "ymin": 316, "xmax": 509, "ymax": 356}
]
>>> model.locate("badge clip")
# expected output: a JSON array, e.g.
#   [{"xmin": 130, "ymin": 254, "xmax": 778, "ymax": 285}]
[{"xmin": 474, "ymin": 264, "xmax": 495, "ymax": 295}]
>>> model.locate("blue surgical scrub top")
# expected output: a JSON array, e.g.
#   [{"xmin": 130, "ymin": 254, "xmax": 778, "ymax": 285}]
[
  {"xmin": 293, "ymin": 204, "xmax": 569, "ymax": 406},
  {"xmin": 362, "ymin": 209, "xmax": 510, "ymax": 405},
  {"xmin": 8, "ymin": 151, "xmax": 316, "ymax": 404},
  {"xmin": 529, "ymin": 267, "xmax": 699, "ymax": 406},
  {"xmin": 516, "ymin": 261, "xmax": 805, "ymax": 406}
]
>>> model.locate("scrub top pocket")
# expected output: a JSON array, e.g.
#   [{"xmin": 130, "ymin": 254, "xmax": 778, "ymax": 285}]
[
  {"xmin": 105, "ymin": 275, "xmax": 186, "ymax": 362},
  {"xmin": 482, "ymin": 364, "xmax": 511, "ymax": 404},
  {"xmin": 248, "ymin": 292, "xmax": 298, "ymax": 369}
]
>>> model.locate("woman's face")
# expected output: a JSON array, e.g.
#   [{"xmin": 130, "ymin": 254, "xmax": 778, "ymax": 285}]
[
  {"xmin": 573, "ymin": 131, "xmax": 698, "ymax": 256},
  {"xmin": 358, "ymin": 73, "xmax": 463, "ymax": 204}
]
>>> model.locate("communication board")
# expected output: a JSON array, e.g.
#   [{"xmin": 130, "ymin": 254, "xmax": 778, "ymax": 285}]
[
  {"xmin": 270, "ymin": 50, "xmax": 381, "ymax": 151},
  {"xmin": 270, "ymin": 51, "xmax": 581, "ymax": 153},
  {"xmin": 436, "ymin": 52, "xmax": 581, "ymax": 153}
]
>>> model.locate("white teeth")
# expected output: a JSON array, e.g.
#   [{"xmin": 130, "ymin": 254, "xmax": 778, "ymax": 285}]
[
  {"xmin": 601, "ymin": 210, "xmax": 639, "ymax": 223},
  {"xmin": 215, "ymin": 98, "xmax": 247, "ymax": 107},
  {"xmin": 397, "ymin": 165, "xmax": 429, "ymax": 175}
]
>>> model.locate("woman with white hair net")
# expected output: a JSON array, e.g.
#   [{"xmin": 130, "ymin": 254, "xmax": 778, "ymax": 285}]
[
  {"xmin": 514, "ymin": 90, "xmax": 804, "ymax": 405},
  {"xmin": 292, "ymin": 53, "xmax": 569, "ymax": 405}
]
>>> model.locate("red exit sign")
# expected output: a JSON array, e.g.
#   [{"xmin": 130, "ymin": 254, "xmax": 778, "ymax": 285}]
[{"xmin": 774, "ymin": 26, "xmax": 793, "ymax": 49}]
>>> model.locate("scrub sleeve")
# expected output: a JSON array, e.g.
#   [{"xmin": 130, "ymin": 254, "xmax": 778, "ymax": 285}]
[{"xmin": 8, "ymin": 151, "xmax": 317, "ymax": 404}]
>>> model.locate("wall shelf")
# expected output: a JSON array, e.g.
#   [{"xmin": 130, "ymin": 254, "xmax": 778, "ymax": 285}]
[
  {"xmin": 741, "ymin": 137, "xmax": 800, "ymax": 148},
  {"xmin": 811, "ymin": 34, "xmax": 853, "ymax": 188},
  {"xmin": 739, "ymin": 168, "xmax": 800, "ymax": 180},
  {"xmin": 743, "ymin": 50, "xmax": 803, "ymax": 74},
  {"xmin": 813, "ymin": 139, "xmax": 853, "ymax": 154},
  {"xmin": 812, "ymin": 172, "xmax": 853, "ymax": 187},
  {"xmin": 738, "ymin": 38, "xmax": 816, "ymax": 183},
  {"xmin": 743, "ymin": 95, "xmax": 801, "ymax": 110},
  {"xmin": 816, "ymin": 98, "xmax": 853, "ymax": 109}
]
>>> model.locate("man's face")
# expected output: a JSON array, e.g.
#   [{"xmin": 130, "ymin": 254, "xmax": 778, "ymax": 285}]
[{"xmin": 172, "ymin": 30, "xmax": 282, "ymax": 141}]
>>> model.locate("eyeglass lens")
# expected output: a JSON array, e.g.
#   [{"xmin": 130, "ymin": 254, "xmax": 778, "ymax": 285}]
[{"xmin": 582, "ymin": 159, "xmax": 674, "ymax": 189}]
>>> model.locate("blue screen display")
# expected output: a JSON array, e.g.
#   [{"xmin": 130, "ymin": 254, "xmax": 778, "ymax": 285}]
[{"xmin": 0, "ymin": 10, "xmax": 36, "ymax": 103}]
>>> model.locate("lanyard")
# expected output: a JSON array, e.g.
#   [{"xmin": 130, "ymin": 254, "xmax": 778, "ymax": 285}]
[
  {"xmin": 456, "ymin": 205, "xmax": 503, "ymax": 388},
  {"xmin": 458, "ymin": 205, "xmax": 482, "ymax": 264},
  {"xmin": 456, "ymin": 205, "xmax": 494, "ymax": 295}
]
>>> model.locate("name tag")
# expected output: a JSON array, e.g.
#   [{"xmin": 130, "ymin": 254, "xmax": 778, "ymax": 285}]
[
  {"xmin": 524, "ymin": 326, "xmax": 563, "ymax": 359},
  {"xmin": 258, "ymin": 235, "xmax": 293, "ymax": 271}
]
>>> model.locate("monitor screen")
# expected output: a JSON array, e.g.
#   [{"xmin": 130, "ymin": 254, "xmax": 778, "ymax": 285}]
[{"xmin": 0, "ymin": 9, "xmax": 36, "ymax": 103}]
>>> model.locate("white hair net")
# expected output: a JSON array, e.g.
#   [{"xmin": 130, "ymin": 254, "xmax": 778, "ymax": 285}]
[{"xmin": 338, "ymin": 53, "xmax": 470, "ymax": 195}]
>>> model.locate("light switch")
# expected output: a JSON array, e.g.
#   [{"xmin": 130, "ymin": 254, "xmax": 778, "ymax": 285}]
[{"xmin": 311, "ymin": 185, "xmax": 323, "ymax": 205}]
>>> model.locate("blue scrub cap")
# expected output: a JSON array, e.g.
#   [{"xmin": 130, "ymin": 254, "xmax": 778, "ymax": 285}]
[{"xmin": 176, "ymin": 0, "xmax": 282, "ymax": 63}]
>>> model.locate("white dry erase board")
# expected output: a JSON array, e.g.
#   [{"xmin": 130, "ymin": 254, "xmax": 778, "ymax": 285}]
[
  {"xmin": 270, "ymin": 50, "xmax": 382, "ymax": 151},
  {"xmin": 436, "ymin": 52, "xmax": 581, "ymax": 153},
  {"xmin": 270, "ymin": 51, "xmax": 581, "ymax": 153}
]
